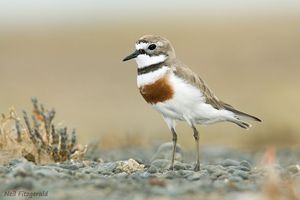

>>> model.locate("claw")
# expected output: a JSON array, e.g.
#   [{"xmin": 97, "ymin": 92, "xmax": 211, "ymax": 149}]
[
  {"xmin": 194, "ymin": 163, "xmax": 200, "ymax": 171},
  {"xmin": 169, "ymin": 165, "xmax": 175, "ymax": 171}
]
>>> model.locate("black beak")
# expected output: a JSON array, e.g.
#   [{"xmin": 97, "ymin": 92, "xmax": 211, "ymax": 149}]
[{"xmin": 123, "ymin": 49, "xmax": 142, "ymax": 61}]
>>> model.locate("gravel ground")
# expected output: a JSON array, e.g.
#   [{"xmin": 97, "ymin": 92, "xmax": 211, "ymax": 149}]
[{"xmin": 1, "ymin": 143, "xmax": 300, "ymax": 200}]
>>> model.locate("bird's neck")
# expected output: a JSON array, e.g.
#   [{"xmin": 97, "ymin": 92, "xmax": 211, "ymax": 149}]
[
  {"xmin": 136, "ymin": 65, "xmax": 170, "ymax": 88},
  {"xmin": 137, "ymin": 62, "xmax": 165, "ymax": 75}
]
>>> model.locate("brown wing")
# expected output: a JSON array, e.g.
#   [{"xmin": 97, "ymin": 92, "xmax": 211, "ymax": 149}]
[
  {"xmin": 172, "ymin": 61, "xmax": 261, "ymax": 122},
  {"xmin": 172, "ymin": 60, "xmax": 229, "ymax": 109}
]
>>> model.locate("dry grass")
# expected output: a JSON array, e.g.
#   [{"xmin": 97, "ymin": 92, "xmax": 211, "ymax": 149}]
[{"xmin": 0, "ymin": 98, "xmax": 87, "ymax": 165}]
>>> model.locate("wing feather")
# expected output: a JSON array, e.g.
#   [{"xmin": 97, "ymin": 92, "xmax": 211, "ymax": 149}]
[
  {"xmin": 172, "ymin": 61, "xmax": 224, "ymax": 109},
  {"xmin": 171, "ymin": 60, "xmax": 261, "ymax": 122}
]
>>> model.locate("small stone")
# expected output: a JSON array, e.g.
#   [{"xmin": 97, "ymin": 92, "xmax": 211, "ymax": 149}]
[
  {"xmin": 228, "ymin": 176, "xmax": 243, "ymax": 182},
  {"xmin": 11, "ymin": 161, "xmax": 34, "ymax": 177},
  {"xmin": 213, "ymin": 168, "xmax": 225, "ymax": 177},
  {"xmin": 137, "ymin": 171, "xmax": 151, "ymax": 178},
  {"xmin": 292, "ymin": 172, "xmax": 300, "ymax": 180},
  {"xmin": 96, "ymin": 162, "xmax": 117, "ymax": 175},
  {"xmin": 151, "ymin": 142, "xmax": 183, "ymax": 162},
  {"xmin": 149, "ymin": 178, "xmax": 167, "ymax": 187},
  {"xmin": 239, "ymin": 166, "xmax": 251, "ymax": 172},
  {"xmin": 205, "ymin": 165, "xmax": 217, "ymax": 173},
  {"xmin": 94, "ymin": 180, "xmax": 110, "ymax": 189},
  {"xmin": 213, "ymin": 180, "xmax": 226, "ymax": 189},
  {"xmin": 150, "ymin": 159, "xmax": 170, "ymax": 171},
  {"xmin": 233, "ymin": 170, "xmax": 249, "ymax": 179},
  {"xmin": 165, "ymin": 170, "xmax": 177, "ymax": 179},
  {"xmin": 114, "ymin": 172, "xmax": 128, "ymax": 178},
  {"xmin": 227, "ymin": 167, "xmax": 236, "ymax": 174},
  {"xmin": 178, "ymin": 170, "xmax": 194, "ymax": 177},
  {"xmin": 58, "ymin": 164, "xmax": 79, "ymax": 170},
  {"xmin": 0, "ymin": 166, "xmax": 9, "ymax": 174},
  {"xmin": 34, "ymin": 168, "xmax": 61, "ymax": 177},
  {"xmin": 173, "ymin": 162, "xmax": 188, "ymax": 170},
  {"xmin": 218, "ymin": 174, "xmax": 229, "ymax": 180},
  {"xmin": 288, "ymin": 165, "xmax": 300, "ymax": 174},
  {"xmin": 221, "ymin": 159, "xmax": 240, "ymax": 167},
  {"xmin": 147, "ymin": 166, "xmax": 157, "ymax": 174},
  {"xmin": 187, "ymin": 173, "xmax": 201, "ymax": 181},
  {"xmin": 8, "ymin": 159, "xmax": 25, "ymax": 166},
  {"xmin": 199, "ymin": 172, "xmax": 211, "ymax": 180},
  {"xmin": 5, "ymin": 179, "xmax": 34, "ymax": 190},
  {"xmin": 240, "ymin": 160, "xmax": 252, "ymax": 169}
]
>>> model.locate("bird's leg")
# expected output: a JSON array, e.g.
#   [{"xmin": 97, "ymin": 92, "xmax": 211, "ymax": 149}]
[
  {"xmin": 169, "ymin": 127, "xmax": 177, "ymax": 170},
  {"xmin": 192, "ymin": 125, "xmax": 200, "ymax": 171}
]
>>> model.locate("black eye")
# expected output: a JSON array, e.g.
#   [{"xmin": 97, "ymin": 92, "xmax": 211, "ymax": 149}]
[{"xmin": 148, "ymin": 44, "xmax": 156, "ymax": 50}]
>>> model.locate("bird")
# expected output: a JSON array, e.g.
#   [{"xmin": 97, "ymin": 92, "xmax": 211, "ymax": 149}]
[{"xmin": 122, "ymin": 35, "xmax": 261, "ymax": 171}]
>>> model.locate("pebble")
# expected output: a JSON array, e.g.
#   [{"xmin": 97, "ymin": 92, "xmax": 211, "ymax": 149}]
[
  {"xmin": 165, "ymin": 171, "xmax": 177, "ymax": 179},
  {"xmin": 173, "ymin": 162, "xmax": 189, "ymax": 170},
  {"xmin": 218, "ymin": 174, "xmax": 229, "ymax": 180},
  {"xmin": 233, "ymin": 170, "xmax": 249, "ymax": 180},
  {"xmin": 96, "ymin": 162, "xmax": 117, "ymax": 175},
  {"xmin": 34, "ymin": 168, "xmax": 61, "ymax": 177},
  {"xmin": 213, "ymin": 168, "xmax": 225, "ymax": 177},
  {"xmin": 221, "ymin": 159, "xmax": 240, "ymax": 167},
  {"xmin": 151, "ymin": 143, "xmax": 183, "ymax": 162},
  {"xmin": 287, "ymin": 165, "xmax": 300, "ymax": 174},
  {"xmin": 292, "ymin": 172, "xmax": 300, "ymax": 180},
  {"xmin": 94, "ymin": 180, "xmax": 110, "ymax": 189},
  {"xmin": 228, "ymin": 176, "xmax": 243, "ymax": 182},
  {"xmin": 187, "ymin": 173, "xmax": 201, "ymax": 181},
  {"xmin": 240, "ymin": 160, "xmax": 252, "ymax": 169},
  {"xmin": 11, "ymin": 161, "xmax": 34, "ymax": 177},
  {"xmin": 4, "ymin": 179, "xmax": 34, "ymax": 190},
  {"xmin": 205, "ymin": 165, "xmax": 218, "ymax": 173},
  {"xmin": 227, "ymin": 167, "xmax": 236, "ymax": 174},
  {"xmin": 8, "ymin": 159, "xmax": 26, "ymax": 166},
  {"xmin": 58, "ymin": 164, "xmax": 80, "ymax": 170},
  {"xmin": 0, "ymin": 166, "xmax": 9, "ymax": 174},
  {"xmin": 239, "ymin": 166, "xmax": 251, "ymax": 172},
  {"xmin": 178, "ymin": 170, "xmax": 194, "ymax": 177},
  {"xmin": 147, "ymin": 166, "xmax": 158, "ymax": 174},
  {"xmin": 213, "ymin": 180, "xmax": 227, "ymax": 189},
  {"xmin": 136, "ymin": 171, "xmax": 151, "ymax": 179},
  {"xmin": 198, "ymin": 172, "xmax": 211, "ymax": 180},
  {"xmin": 150, "ymin": 159, "xmax": 170, "ymax": 171}
]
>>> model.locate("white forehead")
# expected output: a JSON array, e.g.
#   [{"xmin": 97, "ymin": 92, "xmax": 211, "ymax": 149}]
[
  {"xmin": 135, "ymin": 42, "xmax": 148, "ymax": 50},
  {"xmin": 135, "ymin": 42, "xmax": 163, "ymax": 50}
]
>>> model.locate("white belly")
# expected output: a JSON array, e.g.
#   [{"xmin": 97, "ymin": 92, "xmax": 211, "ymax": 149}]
[{"xmin": 152, "ymin": 73, "xmax": 231, "ymax": 124}]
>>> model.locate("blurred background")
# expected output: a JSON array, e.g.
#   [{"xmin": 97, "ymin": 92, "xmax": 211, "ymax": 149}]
[{"xmin": 1, "ymin": 0, "xmax": 300, "ymax": 150}]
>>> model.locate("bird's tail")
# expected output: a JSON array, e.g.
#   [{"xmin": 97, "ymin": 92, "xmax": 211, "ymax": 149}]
[
  {"xmin": 230, "ymin": 119, "xmax": 252, "ymax": 129},
  {"xmin": 223, "ymin": 104, "xmax": 261, "ymax": 129}
]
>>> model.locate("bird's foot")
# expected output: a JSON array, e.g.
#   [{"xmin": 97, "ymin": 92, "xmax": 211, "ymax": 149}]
[
  {"xmin": 169, "ymin": 165, "xmax": 175, "ymax": 171},
  {"xmin": 194, "ymin": 163, "xmax": 200, "ymax": 171}
]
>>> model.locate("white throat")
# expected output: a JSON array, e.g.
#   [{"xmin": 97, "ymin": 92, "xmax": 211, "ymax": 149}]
[
  {"xmin": 135, "ymin": 54, "xmax": 166, "ymax": 69},
  {"xmin": 137, "ymin": 66, "xmax": 168, "ymax": 87}
]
